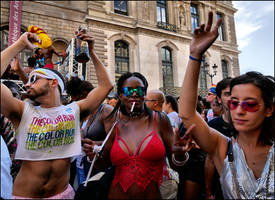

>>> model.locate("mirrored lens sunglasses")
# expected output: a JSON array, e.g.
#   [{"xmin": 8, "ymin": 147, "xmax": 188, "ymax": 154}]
[{"xmin": 122, "ymin": 87, "xmax": 145, "ymax": 97}]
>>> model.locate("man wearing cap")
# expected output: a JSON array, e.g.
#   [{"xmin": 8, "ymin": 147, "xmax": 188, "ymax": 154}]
[
  {"xmin": 205, "ymin": 84, "xmax": 217, "ymax": 122},
  {"xmin": 1, "ymin": 30, "xmax": 113, "ymax": 198}
]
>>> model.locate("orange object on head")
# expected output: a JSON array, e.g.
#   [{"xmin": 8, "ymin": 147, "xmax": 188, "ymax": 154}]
[{"xmin": 27, "ymin": 25, "xmax": 52, "ymax": 49}]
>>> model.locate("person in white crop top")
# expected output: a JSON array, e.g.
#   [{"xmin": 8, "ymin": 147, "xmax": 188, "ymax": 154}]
[{"xmin": 1, "ymin": 30, "xmax": 113, "ymax": 198}]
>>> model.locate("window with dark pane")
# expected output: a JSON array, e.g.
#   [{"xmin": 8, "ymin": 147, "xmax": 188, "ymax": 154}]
[
  {"xmin": 217, "ymin": 13, "xmax": 226, "ymax": 41},
  {"xmin": 221, "ymin": 60, "xmax": 229, "ymax": 78},
  {"xmin": 190, "ymin": 4, "xmax": 199, "ymax": 33},
  {"xmin": 115, "ymin": 40, "xmax": 129, "ymax": 82},
  {"xmin": 157, "ymin": 0, "xmax": 167, "ymax": 23},
  {"xmin": 114, "ymin": 0, "xmax": 128, "ymax": 15},
  {"xmin": 199, "ymin": 56, "xmax": 207, "ymax": 89},
  {"xmin": 162, "ymin": 47, "xmax": 174, "ymax": 88}
]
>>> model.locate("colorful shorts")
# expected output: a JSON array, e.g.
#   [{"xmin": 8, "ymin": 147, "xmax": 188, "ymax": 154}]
[{"xmin": 12, "ymin": 184, "xmax": 75, "ymax": 199}]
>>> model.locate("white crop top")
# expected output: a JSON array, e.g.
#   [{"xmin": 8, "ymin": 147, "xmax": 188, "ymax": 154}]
[{"xmin": 15, "ymin": 101, "xmax": 81, "ymax": 160}]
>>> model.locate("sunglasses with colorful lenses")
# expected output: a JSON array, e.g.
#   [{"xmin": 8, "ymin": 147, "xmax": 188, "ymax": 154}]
[
  {"xmin": 122, "ymin": 87, "xmax": 145, "ymax": 97},
  {"xmin": 228, "ymin": 100, "xmax": 261, "ymax": 112}
]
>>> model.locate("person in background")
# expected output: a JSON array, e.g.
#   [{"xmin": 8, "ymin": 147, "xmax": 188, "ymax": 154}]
[
  {"xmin": 178, "ymin": 11, "xmax": 274, "ymax": 199},
  {"xmin": 1, "ymin": 81, "xmax": 22, "ymax": 182},
  {"xmin": 10, "ymin": 57, "xmax": 29, "ymax": 84},
  {"xmin": 210, "ymin": 98, "xmax": 223, "ymax": 120},
  {"xmin": 206, "ymin": 84, "xmax": 217, "ymax": 122},
  {"xmin": 1, "ymin": 135, "xmax": 13, "ymax": 199},
  {"xmin": 205, "ymin": 77, "xmax": 233, "ymax": 200},
  {"xmin": 145, "ymin": 89, "xmax": 165, "ymax": 113},
  {"xmin": 177, "ymin": 98, "xmax": 207, "ymax": 200},
  {"xmin": 106, "ymin": 91, "xmax": 119, "ymax": 108},
  {"xmin": 33, "ymin": 48, "xmax": 45, "ymax": 68},
  {"xmin": 24, "ymin": 57, "xmax": 36, "ymax": 74},
  {"xmin": 163, "ymin": 95, "xmax": 182, "ymax": 129},
  {"xmin": 40, "ymin": 45, "xmax": 66, "ymax": 70},
  {"xmin": 65, "ymin": 76, "xmax": 95, "ymax": 189}
]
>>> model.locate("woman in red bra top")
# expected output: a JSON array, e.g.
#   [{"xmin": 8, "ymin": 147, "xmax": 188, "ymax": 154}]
[{"xmin": 83, "ymin": 72, "xmax": 194, "ymax": 199}]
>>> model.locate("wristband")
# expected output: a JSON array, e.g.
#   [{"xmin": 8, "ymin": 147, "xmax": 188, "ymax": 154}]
[{"xmin": 189, "ymin": 55, "xmax": 202, "ymax": 62}]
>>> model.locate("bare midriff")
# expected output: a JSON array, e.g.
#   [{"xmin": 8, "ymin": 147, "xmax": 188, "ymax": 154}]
[{"xmin": 13, "ymin": 158, "xmax": 70, "ymax": 198}]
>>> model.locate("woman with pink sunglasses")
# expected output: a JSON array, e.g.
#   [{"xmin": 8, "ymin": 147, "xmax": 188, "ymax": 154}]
[{"xmin": 178, "ymin": 12, "xmax": 274, "ymax": 199}]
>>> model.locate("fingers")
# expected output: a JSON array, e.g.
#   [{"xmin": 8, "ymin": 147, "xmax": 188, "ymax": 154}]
[
  {"xmin": 215, "ymin": 17, "xmax": 223, "ymax": 30},
  {"xmin": 205, "ymin": 11, "xmax": 213, "ymax": 32},
  {"xmin": 81, "ymin": 138, "xmax": 93, "ymax": 145},
  {"xmin": 185, "ymin": 124, "xmax": 196, "ymax": 136},
  {"xmin": 174, "ymin": 127, "xmax": 181, "ymax": 139},
  {"xmin": 199, "ymin": 24, "xmax": 205, "ymax": 33},
  {"xmin": 193, "ymin": 27, "xmax": 200, "ymax": 35},
  {"xmin": 23, "ymin": 32, "xmax": 40, "ymax": 50}
]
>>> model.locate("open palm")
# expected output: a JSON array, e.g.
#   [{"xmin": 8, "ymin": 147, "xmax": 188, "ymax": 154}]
[{"xmin": 190, "ymin": 12, "xmax": 222, "ymax": 59}]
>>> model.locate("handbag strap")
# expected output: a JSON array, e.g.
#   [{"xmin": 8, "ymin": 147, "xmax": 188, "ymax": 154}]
[{"xmin": 84, "ymin": 111, "xmax": 119, "ymax": 186}]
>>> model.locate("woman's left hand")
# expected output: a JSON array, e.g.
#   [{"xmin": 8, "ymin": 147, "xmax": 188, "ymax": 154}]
[{"xmin": 172, "ymin": 124, "xmax": 196, "ymax": 155}]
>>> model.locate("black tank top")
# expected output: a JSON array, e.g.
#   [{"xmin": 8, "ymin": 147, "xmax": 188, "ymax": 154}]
[{"xmin": 84, "ymin": 105, "xmax": 106, "ymax": 141}]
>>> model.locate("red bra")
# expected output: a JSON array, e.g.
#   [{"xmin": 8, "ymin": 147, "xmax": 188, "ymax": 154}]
[{"xmin": 110, "ymin": 112, "xmax": 166, "ymax": 192}]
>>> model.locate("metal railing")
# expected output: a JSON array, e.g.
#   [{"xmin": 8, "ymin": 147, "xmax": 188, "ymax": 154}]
[{"xmin": 157, "ymin": 22, "xmax": 177, "ymax": 32}]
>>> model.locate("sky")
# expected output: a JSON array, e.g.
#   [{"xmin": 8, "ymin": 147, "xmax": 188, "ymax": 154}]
[{"xmin": 232, "ymin": 1, "xmax": 274, "ymax": 76}]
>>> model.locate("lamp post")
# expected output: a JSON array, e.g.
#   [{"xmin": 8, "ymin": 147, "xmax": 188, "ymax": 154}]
[{"xmin": 202, "ymin": 62, "xmax": 218, "ymax": 85}]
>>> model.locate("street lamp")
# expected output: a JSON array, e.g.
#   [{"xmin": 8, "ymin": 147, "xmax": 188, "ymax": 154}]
[{"xmin": 202, "ymin": 62, "xmax": 218, "ymax": 84}]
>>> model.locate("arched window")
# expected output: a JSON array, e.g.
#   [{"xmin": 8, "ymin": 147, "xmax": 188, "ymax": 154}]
[
  {"xmin": 1, "ymin": 26, "xmax": 32, "ymax": 79},
  {"xmin": 221, "ymin": 59, "xmax": 229, "ymax": 78},
  {"xmin": 162, "ymin": 47, "xmax": 174, "ymax": 88},
  {"xmin": 115, "ymin": 40, "xmax": 129, "ymax": 82},
  {"xmin": 199, "ymin": 56, "xmax": 207, "ymax": 89}
]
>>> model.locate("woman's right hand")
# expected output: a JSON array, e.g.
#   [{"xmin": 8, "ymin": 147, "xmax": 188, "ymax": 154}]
[
  {"xmin": 190, "ymin": 11, "xmax": 222, "ymax": 60},
  {"xmin": 82, "ymin": 138, "xmax": 103, "ymax": 160}
]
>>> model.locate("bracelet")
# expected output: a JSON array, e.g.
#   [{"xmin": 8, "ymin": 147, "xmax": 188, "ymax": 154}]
[
  {"xmin": 189, "ymin": 55, "xmax": 202, "ymax": 63},
  {"xmin": 172, "ymin": 152, "xmax": 189, "ymax": 166}
]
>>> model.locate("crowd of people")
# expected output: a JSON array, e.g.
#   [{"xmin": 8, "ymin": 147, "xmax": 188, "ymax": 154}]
[{"xmin": 1, "ymin": 11, "xmax": 274, "ymax": 199}]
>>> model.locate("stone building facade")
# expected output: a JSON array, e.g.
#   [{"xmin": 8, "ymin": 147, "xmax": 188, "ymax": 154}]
[{"xmin": 1, "ymin": 1, "xmax": 240, "ymax": 96}]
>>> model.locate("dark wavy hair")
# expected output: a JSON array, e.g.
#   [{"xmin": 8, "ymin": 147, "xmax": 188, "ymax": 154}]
[
  {"xmin": 165, "ymin": 95, "xmax": 178, "ymax": 113},
  {"xmin": 216, "ymin": 77, "xmax": 232, "ymax": 98},
  {"xmin": 107, "ymin": 72, "xmax": 152, "ymax": 121},
  {"xmin": 229, "ymin": 71, "xmax": 275, "ymax": 145},
  {"xmin": 66, "ymin": 76, "xmax": 94, "ymax": 98}
]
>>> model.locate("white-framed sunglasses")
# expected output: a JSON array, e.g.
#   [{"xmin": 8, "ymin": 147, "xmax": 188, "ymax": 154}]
[{"xmin": 27, "ymin": 74, "xmax": 52, "ymax": 85}]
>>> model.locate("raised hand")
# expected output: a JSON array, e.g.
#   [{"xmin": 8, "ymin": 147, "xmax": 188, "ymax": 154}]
[
  {"xmin": 18, "ymin": 32, "xmax": 41, "ymax": 50},
  {"xmin": 75, "ymin": 29, "xmax": 95, "ymax": 53},
  {"xmin": 172, "ymin": 124, "xmax": 196, "ymax": 155},
  {"xmin": 190, "ymin": 12, "xmax": 222, "ymax": 60}
]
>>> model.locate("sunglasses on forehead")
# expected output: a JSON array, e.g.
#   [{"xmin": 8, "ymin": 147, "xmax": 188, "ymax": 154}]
[
  {"xmin": 122, "ymin": 86, "xmax": 145, "ymax": 97},
  {"xmin": 228, "ymin": 100, "xmax": 261, "ymax": 112}
]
